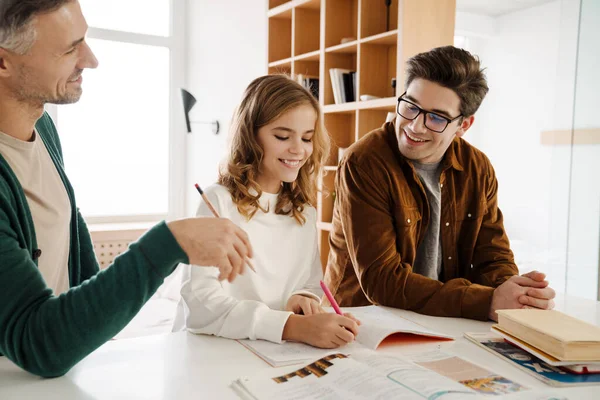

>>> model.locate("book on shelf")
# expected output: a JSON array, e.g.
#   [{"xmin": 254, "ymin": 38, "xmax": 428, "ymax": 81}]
[
  {"xmin": 295, "ymin": 73, "xmax": 319, "ymax": 100},
  {"xmin": 328, "ymin": 68, "xmax": 356, "ymax": 104},
  {"xmin": 495, "ymin": 309, "xmax": 600, "ymax": 362},
  {"xmin": 237, "ymin": 305, "xmax": 453, "ymax": 367}
]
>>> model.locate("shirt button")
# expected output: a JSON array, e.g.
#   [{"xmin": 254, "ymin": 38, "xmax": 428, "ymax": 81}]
[
  {"xmin": 448, "ymin": 256, "xmax": 452, "ymax": 260},
  {"xmin": 407, "ymin": 218, "xmax": 411, "ymax": 224},
  {"xmin": 468, "ymin": 213, "xmax": 472, "ymax": 218},
  {"xmin": 445, "ymin": 222, "xmax": 450, "ymax": 226}
]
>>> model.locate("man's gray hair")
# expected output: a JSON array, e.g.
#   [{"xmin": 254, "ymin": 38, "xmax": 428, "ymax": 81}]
[{"xmin": 0, "ymin": 0, "xmax": 72, "ymax": 54}]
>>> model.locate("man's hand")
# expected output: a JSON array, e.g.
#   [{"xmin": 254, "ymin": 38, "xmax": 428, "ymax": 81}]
[
  {"xmin": 167, "ymin": 217, "xmax": 253, "ymax": 282},
  {"xmin": 285, "ymin": 294, "xmax": 324, "ymax": 315},
  {"xmin": 518, "ymin": 271, "xmax": 556, "ymax": 310},
  {"xmin": 282, "ymin": 313, "xmax": 360, "ymax": 348},
  {"xmin": 489, "ymin": 270, "xmax": 556, "ymax": 321}
]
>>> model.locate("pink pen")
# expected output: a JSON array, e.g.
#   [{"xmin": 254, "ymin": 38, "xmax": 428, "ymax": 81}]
[{"xmin": 320, "ymin": 280, "xmax": 343, "ymax": 315}]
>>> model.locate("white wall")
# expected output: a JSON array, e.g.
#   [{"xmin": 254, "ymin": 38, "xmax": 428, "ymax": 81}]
[{"xmin": 184, "ymin": 0, "xmax": 267, "ymax": 216}]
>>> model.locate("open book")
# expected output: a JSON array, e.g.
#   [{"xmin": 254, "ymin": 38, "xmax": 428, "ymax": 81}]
[
  {"xmin": 231, "ymin": 349, "xmax": 558, "ymax": 400},
  {"xmin": 238, "ymin": 306, "xmax": 453, "ymax": 367}
]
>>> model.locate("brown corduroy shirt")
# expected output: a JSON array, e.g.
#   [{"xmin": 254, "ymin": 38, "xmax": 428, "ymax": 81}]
[{"xmin": 324, "ymin": 121, "xmax": 518, "ymax": 321}]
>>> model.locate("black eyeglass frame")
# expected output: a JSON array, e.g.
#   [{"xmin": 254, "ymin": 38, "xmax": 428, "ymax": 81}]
[{"xmin": 396, "ymin": 92, "xmax": 463, "ymax": 133}]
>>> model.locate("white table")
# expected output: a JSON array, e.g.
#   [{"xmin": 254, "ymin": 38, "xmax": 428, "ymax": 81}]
[{"xmin": 1, "ymin": 293, "xmax": 599, "ymax": 400}]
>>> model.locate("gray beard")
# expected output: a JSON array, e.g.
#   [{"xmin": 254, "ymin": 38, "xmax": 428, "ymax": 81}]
[{"xmin": 15, "ymin": 67, "xmax": 82, "ymax": 107}]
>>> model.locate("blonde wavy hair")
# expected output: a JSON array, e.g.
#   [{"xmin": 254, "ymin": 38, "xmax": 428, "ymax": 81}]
[{"xmin": 219, "ymin": 74, "xmax": 330, "ymax": 225}]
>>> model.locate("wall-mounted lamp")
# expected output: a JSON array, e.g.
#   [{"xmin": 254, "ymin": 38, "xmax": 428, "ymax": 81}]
[{"xmin": 180, "ymin": 88, "xmax": 220, "ymax": 135}]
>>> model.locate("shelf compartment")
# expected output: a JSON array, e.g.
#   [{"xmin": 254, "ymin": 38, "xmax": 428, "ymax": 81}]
[
  {"xmin": 359, "ymin": 42, "xmax": 397, "ymax": 100},
  {"xmin": 294, "ymin": 7, "xmax": 320, "ymax": 55},
  {"xmin": 318, "ymin": 228, "xmax": 331, "ymax": 271},
  {"xmin": 325, "ymin": 0, "xmax": 358, "ymax": 48},
  {"xmin": 294, "ymin": 59, "xmax": 320, "ymax": 76},
  {"xmin": 294, "ymin": 58, "xmax": 320, "ymax": 99},
  {"xmin": 323, "ymin": 111, "xmax": 356, "ymax": 166},
  {"xmin": 268, "ymin": 17, "xmax": 292, "ymax": 62},
  {"xmin": 360, "ymin": 0, "xmax": 398, "ymax": 38},
  {"xmin": 319, "ymin": 170, "xmax": 337, "ymax": 225},
  {"xmin": 324, "ymin": 52, "xmax": 357, "ymax": 106},
  {"xmin": 358, "ymin": 109, "xmax": 394, "ymax": 139}
]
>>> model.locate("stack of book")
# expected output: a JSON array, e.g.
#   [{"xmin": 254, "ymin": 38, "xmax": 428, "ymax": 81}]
[
  {"xmin": 295, "ymin": 74, "xmax": 319, "ymax": 100},
  {"xmin": 465, "ymin": 309, "xmax": 600, "ymax": 387},
  {"xmin": 494, "ymin": 309, "xmax": 600, "ymax": 373},
  {"xmin": 329, "ymin": 68, "xmax": 356, "ymax": 104}
]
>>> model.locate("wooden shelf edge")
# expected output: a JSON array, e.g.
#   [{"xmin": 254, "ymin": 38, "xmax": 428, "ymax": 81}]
[
  {"xmin": 323, "ymin": 97, "xmax": 396, "ymax": 113},
  {"xmin": 295, "ymin": 0, "xmax": 320, "ymax": 10},
  {"xmin": 360, "ymin": 29, "xmax": 399, "ymax": 46},
  {"xmin": 325, "ymin": 40, "xmax": 358, "ymax": 54},
  {"xmin": 323, "ymin": 102, "xmax": 358, "ymax": 113},
  {"xmin": 268, "ymin": 57, "xmax": 293, "ymax": 67},
  {"xmin": 317, "ymin": 222, "xmax": 333, "ymax": 231},
  {"xmin": 358, "ymin": 97, "xmax": 397, "ymax": 110},
  {"xmin": 294, "ymin": 50, "xmax": 320, "ymax": 61},
  {"xmin": 540, "ymin": 128, "xmax": 600, "ymax": 145},
  {"xmin": 268, "ymin": 2, "xmax": 293, "ymax": 18},
  {"xmin": 268, "ymin": 0, "xmax": 319, "ymax": 18}
]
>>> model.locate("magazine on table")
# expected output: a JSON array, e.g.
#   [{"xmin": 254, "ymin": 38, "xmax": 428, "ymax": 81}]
[
  {"xmin": 231, "ymin": 348, "xmax": 573, "ymax": 400},
  {"xmin": 464, "ymin": 332, "xmax": 600, "ymax": 387}
]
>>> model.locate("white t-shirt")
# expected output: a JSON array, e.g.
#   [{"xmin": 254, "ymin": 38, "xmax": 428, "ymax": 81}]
[
  {"xmin": 0, "ymin": 130, "xmax": 71, "ymax": 295},
  {"xmin": 173, "ymin": 184, "xmax": 324, "ymax": 343}
]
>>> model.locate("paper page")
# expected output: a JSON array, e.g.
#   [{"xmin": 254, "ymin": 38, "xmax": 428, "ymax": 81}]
[
  {"xmin": 235, "ymin": 351, "xmax": 486, "ymax": 400},
  {"xmin": 237, "ymin": 339, "xmax": 364, "ymax": 366},
  {"xmin": 406, "ymin": 350, "xmax": 527, "ymax": 396},
  {"xmin": 345, "ymin": 306, "xmax": 454, "ymax": 349}
]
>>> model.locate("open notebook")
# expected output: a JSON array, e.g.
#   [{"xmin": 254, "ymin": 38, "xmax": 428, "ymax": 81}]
[{"xmin": 238, "ymin": 306, "xmax": 453, "ymax": 367}]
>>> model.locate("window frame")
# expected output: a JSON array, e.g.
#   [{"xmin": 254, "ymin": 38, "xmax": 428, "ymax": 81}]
[{"xmin": 46, "ymin": 0, "xmax": 187, "ymax": 225}]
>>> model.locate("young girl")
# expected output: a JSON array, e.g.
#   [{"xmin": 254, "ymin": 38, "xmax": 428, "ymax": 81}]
[{"xmin": 173, "ymin": 75, "xmax": 359, "ymax": 348}]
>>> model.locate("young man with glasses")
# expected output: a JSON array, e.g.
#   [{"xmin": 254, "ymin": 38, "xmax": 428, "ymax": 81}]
[{"xmin": 324, "ymin": 46, "xmax": 555, "ymax": 321}]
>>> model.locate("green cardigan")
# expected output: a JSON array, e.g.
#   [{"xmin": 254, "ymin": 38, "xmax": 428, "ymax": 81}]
[{"xmin": 0, "ymin": 113, "xmax": 188, "ymax": 377}]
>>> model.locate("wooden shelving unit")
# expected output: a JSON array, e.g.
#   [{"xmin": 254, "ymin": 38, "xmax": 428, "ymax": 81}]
[{"xmin": 267, "ymin": 0, "xmax": 456, "ymax": 269}]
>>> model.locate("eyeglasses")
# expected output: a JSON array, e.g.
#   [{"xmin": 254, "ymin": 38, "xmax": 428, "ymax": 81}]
[{"xmin": 396, "ymin": 93, "xmax": 462, "ymax": 133}]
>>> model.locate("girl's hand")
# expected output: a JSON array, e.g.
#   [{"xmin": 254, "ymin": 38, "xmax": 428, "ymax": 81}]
[{"xmin": 285, "ymin": 294, "xmax": 324, "ymax": 315}]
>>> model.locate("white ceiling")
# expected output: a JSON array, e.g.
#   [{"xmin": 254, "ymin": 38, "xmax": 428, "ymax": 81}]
[{"xmin": 456, "ymin": 0, "xmax": 554, "ymax": 16}]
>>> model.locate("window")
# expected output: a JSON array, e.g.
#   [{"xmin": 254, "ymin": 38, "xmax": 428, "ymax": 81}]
[{"xmin": 53, "ymin": 0, "xmax": 185, "ymax": 223}]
